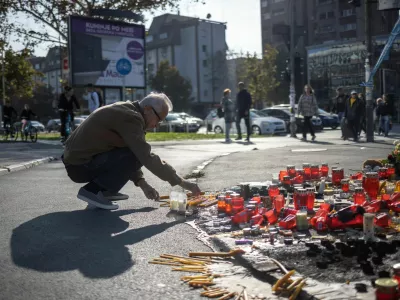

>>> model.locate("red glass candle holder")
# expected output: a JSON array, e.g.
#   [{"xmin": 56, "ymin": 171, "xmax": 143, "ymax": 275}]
[
  {"xmin": 310, "ymin": 164, "xmax": 320, "ymax": 180},
  {"xmin": 303, "ymin": 163, "xmax": 311, "ymax": 181},
  {"xmin": 341, "ymin": 179, "xmax": 350, "ymax": 193},
  {"xmin": 294, "ymin": 189, "xmax": 308, "ymax": 210},
  {"xmin": 225, "ymin": 198, "xmax": 232, "ymax": 215},
  {"xmin": 306, "ymin": 188, "xmax": 315, "ymax": 210},
  {"xmin": 231, "ymin": 209, "xmax": 249, "ymax": 224},
  {"xmin": 279, "ymin": 214, "xmax": 296, "ymax": 229},
  {"xmin": 287, "ymin": 165, "xmax": 296, "ymax": 178},
  {"xmin": 375, "ymin": 278, "xmax": 398, "ymax": 300},
  {"xmin": 320, "ymin": 163, "xmax": 329, "ymax": 177},
  {"xmin": 365, "ymin": 172, "xmax": 379, "ymax": 200},
  {"xmin": 217, "ymin": 195, "xmax": 226, "ymax": 212},
  {"xmin": 252, "ymin": 194, "xmax": 261, "ymax": 204},
  {"xmin": 273, "ymin": 194, "xmax": 285, "ymax": 213},
  {"xmin": 386, "ymin": 164, "xmax": 395, "ymax": 179},
  {"xmin": 353, "ymin": 187, "xmax": 366, "ymax": 205},
  {"xmin": 283, "ymin": 176, "xmax": 291, "ymax": 186},
  {"xmin": 332, "ymin": 168, "xmax": 344, "ymax": 186},
  {"xmin": 279, "ymin": 170, "xmax": 288, "ymax": 181},
  {"xmin": 265, "ymin": 209, "xmax": 278, "ymax": 224},
  {"xmin": 268, "ymin": 184, "xmax": 280, "ymax": 198},
  {"xmin": 375, "ymin": 213, "xmax": 390, "ymax": 228},
  {"xmin": 232, "ymin": 196, "xmax": 244, "ymax": 211},
  {"xmin": 379, "ymin": 167, "xmax": 388, "ymax": 180}
]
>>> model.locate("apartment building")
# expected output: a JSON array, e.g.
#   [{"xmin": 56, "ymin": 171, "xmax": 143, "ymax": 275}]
[
  {"xmin": 146, "ymin": 13, "xmax": 228, "ymax": 114},
  {"xmin": 260, "ymin": 0, "xmax": 399, "ymax": 106}
]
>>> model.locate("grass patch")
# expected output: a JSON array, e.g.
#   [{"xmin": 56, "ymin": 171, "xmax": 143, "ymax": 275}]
[
  {"xmin": 37, "ymin": 133, "xmax": 60, "ymax": 140},
  {"xmin": 38, "ymin": 132, "xmax": 273, "ymax": 142},
  {"xmin": 37, "ymin": 132, "xmax": 226, "ymax": 141}
]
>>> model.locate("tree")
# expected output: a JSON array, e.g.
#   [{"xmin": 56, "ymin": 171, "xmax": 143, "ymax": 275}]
[
  {"xmin": 239, "ymin": 45, "xmax": 280, "ymax": 109},
  {"xmin": 1, "ymin": 0, "xmax": 202, "ymax": 47},
  {"xmin": 150, "ymin": 60, "xmax": 192, "ymax": 112},
  {"xmin": 0, "ymin": 44, "xmax": 38, "ymax": 104}
]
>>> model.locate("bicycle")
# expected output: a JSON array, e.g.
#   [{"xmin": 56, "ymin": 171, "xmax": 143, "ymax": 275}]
[
  {"xmin": 60, "ymin": 109, "xmax": 75, "ymax": 144},
  {"xmin": 2, "ymin": 119, "xmax": 18, "ymax": 141},
  {"xmin": 16, "ymin": 119, "xmax": 38, "ymax": 143}
]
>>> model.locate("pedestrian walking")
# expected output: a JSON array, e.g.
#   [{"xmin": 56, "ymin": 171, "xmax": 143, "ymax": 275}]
[
  {"xmin": 83, "ymin": 84, "xmax": 100, "ymax": 113},
  {"xmin": 344, "ymin": 91, "xmax": 363, "ymax": 142},
  {"xmin": 332, "ymin": 87, "xmax": 348, "ymax": 138},
  {"xmin": 61, "ymin": 92, "xmax": 201, "ymax": 210},
  {"xmin": 376, "ymin": 95, "xmax": 391, "ymax": 137},
  {"xmin": 235, "ymin": 82, "xmax": 252, "ymax": 142},
  {"xmin": 298, "ymin": 84, "xmax": 318, "ymax": 141},
  {"xmin": 2, "ymin": 101, "xmax": 18, "ymax": 137},
  {"xmin": 58, "ymin": 86, "xmax": 80, "ymax": 143},
  {"xmin": 221, "ymin": 88, "xmax": 235, "ymax": 143}
]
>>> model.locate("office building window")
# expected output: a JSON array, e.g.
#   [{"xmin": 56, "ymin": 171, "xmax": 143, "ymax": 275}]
[
  {"xmin": 159, "ymin": 32, "xmax": 168, "ymax": 39},
  {"xmin": 147, "ymin": 63, "xmax": 155, "ymax": 74},
  {"xmin": 320, "ymin": 11, "xmax": 334, "ymax": 20},
  {"xmin": 340, "ymin": 23, "xmax": 357, "ymax": 31},
  {"xmin": 204, "ymin": 89, "xmax": 208, "ymax": 97},
  {"xmin": 272, "ymin": 8, "xmax": 285, "ymax": 16},
  {"xmin": 261, "ymin": 0, "xmax": 268, "ymax": 7},
  {"xmin": 319, "ymin": 25, "xmax": 334, "ymax": 33},
  {"xmin": 35, "ymin": 63, "xmax": 40, "ymax": 70},
  {"xmin": 273, "ymin": 0, "xmax": 285, "ymax": 2},
  {"xmin": 202, "ymin": 45, "xmax": 207, "ymax": 52},
  {"xmin": 263, "ymin": 13, "xmax": 271, "ymax": 20},
  {"xmin": 146, "ymin": 35, "xmax": 153, "ymax": 42},
  {"xmin": 203, "ymin": 59, "xmax": 208, "ymax": 67},
  {"xmin": 341, "ymin": 8, "xmax": 355, "ymax": 17}
]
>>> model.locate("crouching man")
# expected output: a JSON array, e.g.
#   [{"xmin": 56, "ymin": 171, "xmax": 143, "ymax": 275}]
[{"xmin": 61, "ymin": 93, "xmax": 201, "ymax": 210}]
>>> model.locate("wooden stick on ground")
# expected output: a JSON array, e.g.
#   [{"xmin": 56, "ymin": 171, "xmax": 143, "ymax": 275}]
[
  {"xmin": 289, "ymin": 280, "xmax": 306, "ymax": 300},
  {"xmin": 272, "ymin": 270, "xmax": 295, "ymax": 292},
  {"xmin": 189, "ymin": 249, "xmax": 245, "ymax": 258}
]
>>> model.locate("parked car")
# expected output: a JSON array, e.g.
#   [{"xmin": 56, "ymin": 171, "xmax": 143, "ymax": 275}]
[
  {"xmin": 212, "ymin": 110, "xmax": 286, "ymax": 135},
  {"xmin": 204, "ymin": 109, "xmax": 218, "ymax": 131},
  {"xmin": 262, "ymin": 106, "xmax": 323, "ymax": 133},
  {"xmin": 318, "ymin": 108, "xmax": 340, "ymax": 129},
  {"xmin": 46, "ymin": 119, "xmax": 61, "ymax": 132},
  {"xmin": 173, "ymin": 112, "xmax": 204, "ymax": 127},
  {"xmin": 158, "ymin": 113, "xmax": 200, "ymax": 132},
  {"xmin": 30, "ymin": 121, "xmax": 45, "ymax": 132}
]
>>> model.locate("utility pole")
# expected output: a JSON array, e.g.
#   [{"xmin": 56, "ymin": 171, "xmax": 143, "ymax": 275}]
[
  {"xmin": 364, "ymin": 0, "xmax": 374, "ymax": 142},
  {"xmin": 289, "ymin": 0, "xmax": 296, "ymax": 137}
]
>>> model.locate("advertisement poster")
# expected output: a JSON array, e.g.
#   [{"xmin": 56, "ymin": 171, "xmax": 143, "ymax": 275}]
[{"xmin": 68, "ymin": 16, "xmax": 145, "ymax": 88}]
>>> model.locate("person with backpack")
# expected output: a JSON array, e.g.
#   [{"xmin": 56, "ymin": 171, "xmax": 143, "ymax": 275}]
[
  {"xmin": 83, "ymin": 84, "xmax": 100, "ymax": 113},
  {"xmin": 298, "ymin": 84, "xmax": 318, "ymax": 141}
]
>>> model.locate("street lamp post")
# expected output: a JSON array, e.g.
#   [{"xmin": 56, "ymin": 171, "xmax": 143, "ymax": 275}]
[
  {"xmin": 289, "ymin": 0, "xmax": 296, "ymax": 137},
  {"xmin": 364, "ymin": 0, "xmax": 374, "ymax": 142}
]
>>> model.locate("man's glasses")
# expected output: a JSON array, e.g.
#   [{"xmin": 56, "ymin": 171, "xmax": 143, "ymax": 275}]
[{"xmin": 151, "ymin": 107, "xmax": 162, "ymax": 123}]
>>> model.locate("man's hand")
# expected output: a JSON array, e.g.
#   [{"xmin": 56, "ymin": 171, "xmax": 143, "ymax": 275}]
[
  {"xmin": 138, "ymin": 180, "xmax": 160, "ymax": 201},
  {"xmin": 179, "ymin": 179, "xmax": 201, "ymax": 196}
]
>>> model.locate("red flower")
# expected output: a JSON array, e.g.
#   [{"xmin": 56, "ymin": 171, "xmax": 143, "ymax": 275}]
[{"xmin": 389, "ymin": 154, "xmax": 394, "ymax": 160}]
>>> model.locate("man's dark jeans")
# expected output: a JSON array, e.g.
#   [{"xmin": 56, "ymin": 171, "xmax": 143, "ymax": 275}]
[
  {"xmin": 60, "ymin": 110, "xmax": 74, "ymax": 138},
  {"xmin": 236, "ymin": 110, "xmax": 251, "ymax": 138},
  {"xmin": 347, "ymin": 119, "xmax": 360, "ymax": 141},
  {"xmin": 63, "ymin": 147, "xmax": 142, "ymax": 193},
  {"xmin": 303, "ymin": 116, "xmax": 315, "ymax": 138}
]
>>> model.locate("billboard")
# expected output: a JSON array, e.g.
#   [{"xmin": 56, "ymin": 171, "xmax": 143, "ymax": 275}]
[
  {"xmin": 378, "ymin": 0, "xmax": 400, "ymax": 10},
  {"xmin": 68, "ymin": 15, "xmax": 145, "ymax": 88}
]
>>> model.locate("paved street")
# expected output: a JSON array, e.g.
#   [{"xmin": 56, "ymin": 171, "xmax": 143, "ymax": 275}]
[{"xmin": 0, "ymin": 129, "xmax": 395, "ymax": 300}]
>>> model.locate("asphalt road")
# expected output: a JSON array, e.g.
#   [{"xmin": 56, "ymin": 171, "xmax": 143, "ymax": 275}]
[{"xmin": 0, "ymin": 130, "xmax": 394, "ymax": 300}]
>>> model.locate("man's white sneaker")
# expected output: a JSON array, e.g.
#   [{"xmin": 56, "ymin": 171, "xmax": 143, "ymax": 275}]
[{"xmin": 77, "ymin": 188, "xmax": 119, "ymax": 210}]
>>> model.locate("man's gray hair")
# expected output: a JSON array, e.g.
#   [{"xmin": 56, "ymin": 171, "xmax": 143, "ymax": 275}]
[{"xmin": 139, "ymin": 92, "xmax": 173, "ymax": 113}]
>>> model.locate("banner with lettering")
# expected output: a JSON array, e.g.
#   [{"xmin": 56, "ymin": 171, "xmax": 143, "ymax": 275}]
[{"xmin": 68, "ymin": 15, "xmax": 145, "ymax": 88}]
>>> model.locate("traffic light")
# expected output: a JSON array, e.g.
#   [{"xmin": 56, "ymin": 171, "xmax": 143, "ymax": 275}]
[{"xmin": 348, "ymin": 0, "xmax": 361, "ymax": 7}]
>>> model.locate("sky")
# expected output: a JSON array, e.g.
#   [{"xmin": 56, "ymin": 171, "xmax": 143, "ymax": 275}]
[{"xmin": 9, "ymin": 0, "xmax": 262, "ymax": 57}]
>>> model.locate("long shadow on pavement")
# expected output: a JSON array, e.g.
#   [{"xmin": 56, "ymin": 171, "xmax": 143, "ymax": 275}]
[{"xmin": 11, "ymin": 208, "xmax": 179, "ymax": 279}]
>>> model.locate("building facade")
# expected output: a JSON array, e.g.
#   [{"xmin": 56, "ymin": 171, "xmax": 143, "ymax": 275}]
[
  {"xmin": 146, "ymin": 13, "xmax": 228, "ymax": 115},
  {"xmin": 260, "ymin": 0, "xmax": 399, "ymax": 107}
]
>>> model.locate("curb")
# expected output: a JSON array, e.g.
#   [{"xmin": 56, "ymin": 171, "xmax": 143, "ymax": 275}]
[
  {"xmin": 0, "ymin": 156, "xmax": 56, "ymax": 176},
  {"xmin": 187, "ymin": 152, "xmax": 233, "ymax": 178}
]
